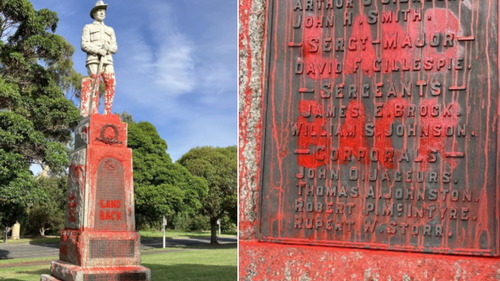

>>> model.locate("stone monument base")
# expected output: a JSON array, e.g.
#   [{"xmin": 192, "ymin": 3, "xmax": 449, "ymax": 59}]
[
  {"xmin": 40, "ymin": 275, "xmax": 60, "ymax": 281},
  {"xmin": 59, "ymin": 230, "xmax": 141, "ymax": 268},
  {"xmin": 40, "ymin": 114, "xmax": 151, "ymax": 281},
  {"xmin": 240, "ymin": 242, "xmax": 500, "ymax": 280},
  {"xmin": 40, "ymin": 260, "xmax": 150, "ymax": 281}
]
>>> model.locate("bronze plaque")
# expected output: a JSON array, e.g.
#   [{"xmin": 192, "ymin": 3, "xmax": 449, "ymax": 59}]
[
  {"xmin": 259, "ymin": 0, "xmax": 500, "ymax": 256},
  {"xmin": 89, "ymin": 240, "xmax": 135, "ymax": 259},
  {"xmin": 95, "ymin": 157, "xmax": 126, "ymax": 231}
]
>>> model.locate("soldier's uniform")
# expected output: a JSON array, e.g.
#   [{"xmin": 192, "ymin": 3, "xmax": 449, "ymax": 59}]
[
  {"xmin": 80, "ymin": 1, "xmax": 117, "ymax": 116},
  {"xmin": 81, "ymin": 22, "xmax": 117, "ymax": 67}
]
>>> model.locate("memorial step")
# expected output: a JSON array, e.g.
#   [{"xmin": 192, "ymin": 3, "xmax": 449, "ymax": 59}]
[{"xmin": 47, "ymin": 260, "xmax": 150, "ymax": 281}]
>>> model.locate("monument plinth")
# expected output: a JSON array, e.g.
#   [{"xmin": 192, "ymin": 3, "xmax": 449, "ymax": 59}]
[{"xmin": 41, "ymin": 114, "xmax": 150, "ymax": 281}]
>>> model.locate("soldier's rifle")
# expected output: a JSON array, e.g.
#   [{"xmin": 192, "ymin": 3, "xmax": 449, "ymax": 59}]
[{"xmin": 89, "ymin": 50, "xmax": 107, "ymax": 115}]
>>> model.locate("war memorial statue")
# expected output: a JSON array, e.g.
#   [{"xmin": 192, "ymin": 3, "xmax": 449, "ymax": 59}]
[
  {"xmin": 80, "ymin": 0, "xmax": 117, "ymax": 117},
  {"xmin": 41, "ymin": 2, "xmax": 150, "ymax": 280}
]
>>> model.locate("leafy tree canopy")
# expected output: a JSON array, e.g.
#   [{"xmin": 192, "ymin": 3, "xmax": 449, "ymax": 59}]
[
  {"xmin": 122, "ymin": 113, "xmax": 208, "ymax": 229},
  {"xmin": 178, "ymin": 146, "xmax": 237, "ymax": 244},
  {"xmin": 0, "ymin": 0, "xmax": 80, "ymax": 221},
  {"xmin": 26, "ymin": 175, "xmax": 66, "ymax": 236}
]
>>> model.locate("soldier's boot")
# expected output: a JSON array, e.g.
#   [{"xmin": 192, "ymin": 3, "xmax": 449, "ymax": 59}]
[{"xmin": 103, "ymin": 73, "xmax": 116, "ymax": 115}]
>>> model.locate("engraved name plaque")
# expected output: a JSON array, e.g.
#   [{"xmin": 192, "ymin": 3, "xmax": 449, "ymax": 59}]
[
  {"xmin": 95, "ymin": 157, "xmax": 126, "ymax": 231},
  {"xmin": 89, "ymin": 240, "xmax": 135, "ymax": 259},
  {"xmin": 259, "ymin": 0, "xmax": 500, "ymax": 256}
]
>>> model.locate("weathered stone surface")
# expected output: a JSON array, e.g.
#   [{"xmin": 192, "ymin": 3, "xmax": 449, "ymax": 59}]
[
  {"xmin": 240, "ymin": 242, "xmax": 500, "ymax": 281},
  {"xmin": 74, "ymin": 118, "xmax": 90, "ymax": 150},
  {"xmin": 40, "ymin": 274, "xmax": 62, "ymax": 281},
  {"xmin": 238, "ymin": 0, "xmax": 267, "ymax": 242},
  {"xmin": 65, "ymin": 148, "xmax": 86, "ymax": 230},
  {"xmin": 59, "ymin": 230, "xmax": 141, "ymax": 267},
  {"xmin": 50, "ymin": 260, "xmax": 150, "ymax": 281}
]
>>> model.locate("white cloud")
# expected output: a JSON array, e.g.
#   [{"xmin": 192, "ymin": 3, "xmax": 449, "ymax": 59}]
[
  {"xmin": 165, "ymin": 113, "xmax": 237, "ymax": 161},
  {"xmin": 145, "ymin": 3, "xmax": 197, "ymax": 95},
  {"xmin": 154, "ymin": 33, "xmax": 196, "ymax": 93},
  {"xmin": 118, "ymin": 3, "xmax": 197, "ymax": 99}
]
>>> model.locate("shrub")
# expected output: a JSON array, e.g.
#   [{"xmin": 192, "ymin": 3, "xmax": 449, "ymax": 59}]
[
  {"xmin": 189, "ymin": 214, "xmax": 210, "ymax": 231},
  {"xmin": 173, "ymin": 213, "xmax": 192, "ymax": 231}
]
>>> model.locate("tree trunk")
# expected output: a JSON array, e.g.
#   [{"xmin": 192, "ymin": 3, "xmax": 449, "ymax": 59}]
[{"xmin": 210, "ymin": 218, "xmax": 218, "ymax": 244}]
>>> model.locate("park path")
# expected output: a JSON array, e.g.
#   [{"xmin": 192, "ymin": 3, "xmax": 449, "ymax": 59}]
[
  {"xmin": 0, "ymin": 248, "xmax": 192, "ymax": 269},
  {"xmin": 0, "ymin": 236, "xmax": 237, "ymax": 266}
]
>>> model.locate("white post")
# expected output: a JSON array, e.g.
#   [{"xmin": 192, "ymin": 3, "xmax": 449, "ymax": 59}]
[
  {"xmin": 162, "ymin": 216, "xmax": 167, "ymax": 248},
  {"xmin": 217, "ymin": 219, "xmax": 221, "ymax": 236}
]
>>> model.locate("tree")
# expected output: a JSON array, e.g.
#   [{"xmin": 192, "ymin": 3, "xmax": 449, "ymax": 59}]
[
  {"xmin": 178, "ymin": 146, "xmax": 237, "ymax": 244},
  {"xmin": 122, "ymin": 113, "xmax": 208, "ymax": 229},
  {"xmin": 0, "ymin": 0, "xmax": 80, "ymax": 225},
  {"xmin": 27, "ymin": 176, "xmax": 65, "ymax": 236},
  {"xmin": 46, "ymin": 39, "xmax": 83, "ymax": 104}
]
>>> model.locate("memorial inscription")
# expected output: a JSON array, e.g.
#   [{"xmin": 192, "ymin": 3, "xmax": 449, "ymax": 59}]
[
  {"xmin": 259, "ymin": 0, "xmax": 500, "ymax": 255},
  {"xmin": 95, "ymin": 157, "xmax": 126, "ymax": 231},
  {"xmin": 89, "ymin": 240, "xmax": 135, "ymax": 259}
]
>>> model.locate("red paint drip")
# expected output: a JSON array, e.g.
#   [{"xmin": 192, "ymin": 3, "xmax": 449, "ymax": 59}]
[
  {"xmin": 344, "ymin": 15, "xmax": 376, "ymax": 76},
  {"xmin": 296, "ymin": 101, "xmax": 330, "ymax": 167}
]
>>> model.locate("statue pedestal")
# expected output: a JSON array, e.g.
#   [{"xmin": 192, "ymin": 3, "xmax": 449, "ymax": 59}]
[{"xmin": 41, "ymin": 114, "xmax": 151, "ymax": 281}]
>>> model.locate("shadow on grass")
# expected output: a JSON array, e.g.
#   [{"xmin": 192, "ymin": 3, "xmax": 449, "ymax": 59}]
[
  {"xmin": 184, "ymin": 235, "xmax": 236, "ymax": 240},
  {"xmin": 142, "ymin": 263, "xmax": 237, "ymax": 281},
  {"xmin": 140, "ymin": 236, "xmax": 236, "ymax": 250},
  {"xmin": 0, "ymin": 248, "xmax": 11, "ymax": 260},
  {"xmin": 0, "ymin": 268, "xmax": 50, "ymax": 281},
  {"xmin": 14, "ymin": 268, "xmax": 50, "ymax": 275},
  {"xmin": 184, "ymin": 243, "xmax": 237, "ymax": 250},
  {"xmin": 28, "ymin": 241, "xmax": 59, "ymax": 248}
]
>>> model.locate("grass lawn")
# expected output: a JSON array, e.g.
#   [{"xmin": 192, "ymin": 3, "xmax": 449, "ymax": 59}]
[
  {"xmin": 140, "ymin": 230, "xmax": 236, "ymax": 239},
  {"xmin": 2, "ymin": 231, "xmax": 236, "ymax": 245},
  {"xmin": 0, "ymin": 245, "xmax": 236, "ymax": 281},
  {"xmin": 2, "ymin": 237, "xmax": 60, "ymax": 245}
]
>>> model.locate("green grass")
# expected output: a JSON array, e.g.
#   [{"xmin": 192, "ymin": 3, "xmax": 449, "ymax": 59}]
[
  {"xmin": 0, "ymin": 266, "xmax": 50, "ymax": 281},
  {"xmin": 0, "ymin": 257, "xmax": 55, "ymax": 265},
  {"xmin": 2, "ymin": 231, "xmax": 236, "ymax": 245},
  {"xmin": 145, "ymin": 246, "xmax": 236, "ymax": 280},
  {"xmin": 3, "ymin": 237, "xmax": 60, "ymax": 245},
  {"xmin": 139, "ymin": 230, "xmax": 236, "ymax": 239},
  {"xmin": 0, "ymin": 245, "xmax": 237, "ymax": 281}
]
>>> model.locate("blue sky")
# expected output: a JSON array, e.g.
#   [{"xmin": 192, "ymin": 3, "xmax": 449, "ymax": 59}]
[{"xmin": 30, "ymin": 0, "xmax": 237, "ymax": 162}]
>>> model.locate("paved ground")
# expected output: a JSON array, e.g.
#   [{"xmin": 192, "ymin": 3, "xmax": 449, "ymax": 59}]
[{"xmin": 0, "ymin": 236, "xmax": 237, "ymax": 260}]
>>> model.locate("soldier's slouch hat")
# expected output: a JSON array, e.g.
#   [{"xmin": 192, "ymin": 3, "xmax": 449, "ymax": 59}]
[{"xmin": 90, "ymin": 1, "xmax": 108, "ymax": 19}]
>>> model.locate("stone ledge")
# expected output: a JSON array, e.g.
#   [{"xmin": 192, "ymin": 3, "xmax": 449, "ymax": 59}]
[
  {"xmin": 50, "ymin": 260, "xmax": 151, "ymax": 281},
  {"xmin": 40, "ymin": 274, "xmax": 62, "ymax": 281},
  {"xmin": 240, "ymin": 241, "xmax": 500, "ymax": 280}
]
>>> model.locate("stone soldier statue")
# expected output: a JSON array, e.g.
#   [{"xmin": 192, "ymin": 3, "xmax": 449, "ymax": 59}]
[{"xmin": 81, "ymin": 1, "xmax": 117, "ymax": 116}]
